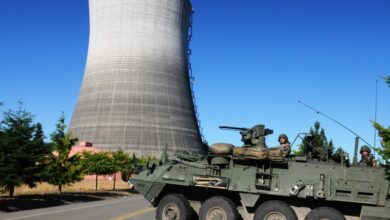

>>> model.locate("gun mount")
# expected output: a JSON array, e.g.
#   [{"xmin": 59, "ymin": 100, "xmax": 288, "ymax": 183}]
[{"xmin": 219, "ymin": 124, "xmax": 273, "ymax": 148}]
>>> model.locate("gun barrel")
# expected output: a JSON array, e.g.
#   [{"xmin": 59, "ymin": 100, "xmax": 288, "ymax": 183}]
[{"xmin": 219, "ymin": 126, "xmax": 248, "ymax": 131}]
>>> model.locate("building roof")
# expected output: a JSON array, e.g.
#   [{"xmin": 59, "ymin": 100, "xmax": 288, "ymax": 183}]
[{"xmin": 68, "ymin": 141, "xmax": 101, "ymax": 158}]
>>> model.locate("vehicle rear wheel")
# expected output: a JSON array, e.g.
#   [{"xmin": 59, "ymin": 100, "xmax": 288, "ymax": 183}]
[
  {"xmin": 254, "ymin": 200, "xmax": 297, "ymax": 220},
  {"xmin": 156, "ymin": 193, "xmax": 193, "ymax": 220},
  {"xmin": 304, "ymin": 207, "xmax": 345, "ymax": 220},
  {"xmin": 199, "ymin": 196, "xmax": 240, "ymax": 220}
]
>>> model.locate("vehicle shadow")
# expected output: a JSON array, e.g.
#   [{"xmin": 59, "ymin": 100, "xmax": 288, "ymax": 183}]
[{"xmin": 0, "ymin": 190, "xmax": 133, "ymax": 212}]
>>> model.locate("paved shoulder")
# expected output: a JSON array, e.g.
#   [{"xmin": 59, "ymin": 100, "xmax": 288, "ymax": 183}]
[{"xmin": 0, "ymin": 195, "xmax": 152, "ymax": 220}]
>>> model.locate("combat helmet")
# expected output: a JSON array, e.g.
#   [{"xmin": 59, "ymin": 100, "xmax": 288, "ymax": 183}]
[
  {"xmin": 360, "ymin": 145, "xmax": 371, "ymax": 154},
  {"xmin": 278, "ymin": 133, "xmax": 288, "ymax": 142}
]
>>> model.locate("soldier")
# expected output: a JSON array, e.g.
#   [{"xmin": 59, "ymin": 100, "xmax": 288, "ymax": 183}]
[
  {"xmin": 277, "ymin": 134, "xmax": 291, "ymax": 156},
  {"xmin": 359, "ymin": 145, "xmax": 376, "ymax": 167}
]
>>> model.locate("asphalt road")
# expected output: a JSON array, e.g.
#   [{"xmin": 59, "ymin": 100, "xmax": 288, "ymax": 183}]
[{"xmin": 0, "ymin": 195, "xmax": 155, "ymax": 220}]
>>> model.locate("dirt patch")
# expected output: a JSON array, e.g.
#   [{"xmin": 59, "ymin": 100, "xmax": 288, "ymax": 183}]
[{"xmin": 0, "ymin": 190, "xmax": 135, "ymax": 212}]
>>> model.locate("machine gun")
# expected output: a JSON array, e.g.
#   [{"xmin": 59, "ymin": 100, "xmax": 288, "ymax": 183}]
[
  {"xmin": 219, "ymin": 124, "xmax": 273, "ymax": 148},
  {"xmin": 218, "ymin": 126, "xmax": 249, "ymax": 131}
]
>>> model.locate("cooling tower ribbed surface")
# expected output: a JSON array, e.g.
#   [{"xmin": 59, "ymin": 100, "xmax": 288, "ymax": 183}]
[{"xmin": 69, "ymin": 0, "xmax": 206, "ymax": 156}]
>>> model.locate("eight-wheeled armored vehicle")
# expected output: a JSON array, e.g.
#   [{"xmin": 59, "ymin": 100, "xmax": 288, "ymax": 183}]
[{"xmin": 130, "ymin": 124, "xmax": 390, "ymax": 220}]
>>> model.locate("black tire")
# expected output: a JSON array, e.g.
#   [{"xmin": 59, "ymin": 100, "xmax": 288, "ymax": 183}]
[
  {"xmin": 156, "ymin": 193, "xmax": 193, "ymax": 220},
  {"xmin": 199, "ymin": 196, "xmax": 240, "ymax": 220},
  {"xmin": 304, "ymin": 207, "xmax": 345, "ymax": 220},
  {"xmin": 254, "ymin": 200, "xmax": 297, "ymax": 220}
]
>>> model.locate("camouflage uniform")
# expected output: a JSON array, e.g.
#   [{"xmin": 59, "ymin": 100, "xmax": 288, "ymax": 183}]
[
  {"xmin": 277, "ymin": 134, "xmax": 291, "ymax": 157},
  {"xmin": 359, "ymin": 145, "xmax": 375, "ymax": 167},
  {"xmin": 360, "ymin": 154, "xmax": 375, "ymax": 166}
]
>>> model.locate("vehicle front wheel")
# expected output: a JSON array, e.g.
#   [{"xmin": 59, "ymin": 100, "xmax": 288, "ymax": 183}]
[
  {"xmin": 304, "ymin": 207, "xmax": 345, "ymax": 220},
  {"xmin": 254, "ymin": 200, "xmax": 297, "ymax": 220},
  {"xmin": 156, "ymin": 193, "xmax": 193, "ymax": 220},
  {"xmin": 199, "ymin": 196, "xmax": 240, "ymax": 220}
]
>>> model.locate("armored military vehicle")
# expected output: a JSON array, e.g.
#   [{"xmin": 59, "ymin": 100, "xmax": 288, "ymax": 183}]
[{"xmin": 130, "ymin": 124, "xmax": 390, "ymax": 220}]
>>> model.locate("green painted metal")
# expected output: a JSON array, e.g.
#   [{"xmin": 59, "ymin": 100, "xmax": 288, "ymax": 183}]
[{"xmin": 130, "ymin": 124, "xmax": 390, "ymax": 219}]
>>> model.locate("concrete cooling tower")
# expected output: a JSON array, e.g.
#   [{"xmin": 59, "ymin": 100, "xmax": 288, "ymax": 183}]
[{"xmin": 69, "ymin": 0, "xmax": 206, "ymax": 156}]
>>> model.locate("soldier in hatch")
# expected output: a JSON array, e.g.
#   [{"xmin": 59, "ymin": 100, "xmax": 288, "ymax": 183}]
[
  {"xmin": 277, "ymin": 134, "xmax": 291, "ymax": 157},
  {"xmin": 359, "ymin": 145, "xmax": 376, "ymax": 167}
]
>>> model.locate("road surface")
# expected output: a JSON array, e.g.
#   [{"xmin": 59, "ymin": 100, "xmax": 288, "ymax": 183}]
[{"xmin": 0, "ymin": 195, "xmax": 155, "ymax": 220}]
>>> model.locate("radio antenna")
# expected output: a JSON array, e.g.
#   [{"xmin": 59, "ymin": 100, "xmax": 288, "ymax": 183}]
[
  {"xmin": 373, "ymin": 80, "xmax": 378, "ymax": 157},
  {"xmin": 298, "ymin": 100, "xmax": 372, "ymax": 147}
]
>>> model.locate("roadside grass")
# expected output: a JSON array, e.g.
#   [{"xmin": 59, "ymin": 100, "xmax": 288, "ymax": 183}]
[
  {"xmin": 0, "ymin": 180, "xmax": 134, "ymax": 212},
  {"xmin": 0, "ymin": 179, "xmax": 131, "ymax": 197}
]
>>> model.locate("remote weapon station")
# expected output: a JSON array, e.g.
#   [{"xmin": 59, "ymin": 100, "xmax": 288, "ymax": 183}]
[{"xmin": 130, "ymin": 124, "xmax": 390, "ymax": 220}]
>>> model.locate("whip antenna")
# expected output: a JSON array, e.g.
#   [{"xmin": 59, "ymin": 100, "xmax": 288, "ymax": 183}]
[
  {"xmin": 298, "ymin": 100, "xmax": 372, "ymax": 147},
  {"xmin": 373, "ymin": 80, "xmax": 378, "ymax": 157}
]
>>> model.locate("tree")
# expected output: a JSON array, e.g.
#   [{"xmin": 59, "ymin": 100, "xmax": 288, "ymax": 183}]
[
  {"xmin": 121, "ymin": 153, "xmax": 139, "ymax": 182},
  {"xmin": 331, "ymin": 147, "xmax": 348, "ymax": 163},
  {"xmin": 374, "ymin": 123, "xmax": 390, "ymax": 163},
  {"xmin": 384, "ymin": 76, "xmax": 390, "ymax": 86},
  {"xmin": 373, "ymin": 76, "xmax": 390, "ymax": 165},
  {"xmin": 298, "ymin": 121, "xmax": 335, "ymax": 160},
  {"xmin": 30, "ymin": 123, "xmax": 51, "ymax": 181},
  {"xmin": 371, "ymin": 76, "xmax": 390, "ymax": 180},
  {"xmin": 44, "ymin": 114, "xmax": 83, "ymax": 194},
  {"xmin": 327, "ymin": 140, "xmax": 335, "ymax": 159},
  {"xmin": 0, "ymin": 105, "xmax": 48, "ymax": 196},
  {"xmin": 81, "ymin": 151, "xmax": 113, "ymax": 191},
  {"xmin": 111, "ymin": 150, "xmax": 133, "ymax": 190}
]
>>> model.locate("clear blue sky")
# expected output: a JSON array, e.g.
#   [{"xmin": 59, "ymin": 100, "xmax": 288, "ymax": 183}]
[{"xmin": 0, "ymin": 0, "xmax": 389, "ymax": 155}]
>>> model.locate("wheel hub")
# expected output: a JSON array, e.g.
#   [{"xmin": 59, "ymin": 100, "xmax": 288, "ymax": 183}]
[
  {"xmin": 207, "ymin": 207, "xmax": 227, "ymax": 220},
  {"xmin": 163, "ymin": 204, "xmax": 180, "ymax": 220},
  {"xmin": 264, "ymin": 212, "xmax": 287, "ymax": 220}
]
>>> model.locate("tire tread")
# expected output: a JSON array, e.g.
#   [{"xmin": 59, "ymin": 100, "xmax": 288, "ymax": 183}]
[
  {"xmin": 254, "ymin": 200, "xmax": 297, "ymax": 220},
  {"xmin": 156, "ymin": 193, "xmax": 193, "ymax": 220},
  {"xmin": 199, "ymin": 196, "xmax": 239, "ymax": 220},
  {"xmin": 304, "ymin": 206, "xmax": 345, "ymax": 220}
]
